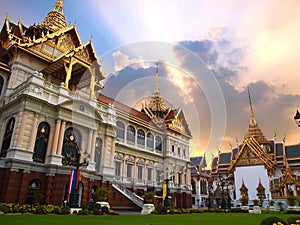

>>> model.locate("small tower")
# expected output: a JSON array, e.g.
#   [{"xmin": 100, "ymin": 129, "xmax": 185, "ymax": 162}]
[{"xmin": 40, "ymin": 0, "xmax": 67, "ymax": 31}]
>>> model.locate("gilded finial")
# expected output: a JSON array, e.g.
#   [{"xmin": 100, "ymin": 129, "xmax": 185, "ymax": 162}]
[
  {"xmin": 247, "ymin": 86, "xmax": 256, "ymax": 125},
  {"xmin": 155, "ymin": 61, "xmax": 159, "ymax": 94}
]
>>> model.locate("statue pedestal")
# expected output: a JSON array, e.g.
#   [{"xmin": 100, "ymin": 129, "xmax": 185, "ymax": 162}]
[{"xmin": 141, "ymin": 204, "xmax": 155, "ymax": 215}]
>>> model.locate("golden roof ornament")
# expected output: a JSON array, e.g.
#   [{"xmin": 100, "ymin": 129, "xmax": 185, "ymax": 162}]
[
  {"xmin": 246, "ymin": 87, "xmax": 269, "ymax": 144},
  {"xmin": 147, "ymin": 62, "xmax": 167, "ymax": 113},
  {"xmin": 40, "ymin": 0, "xmax": 67, "ymax": 31}
]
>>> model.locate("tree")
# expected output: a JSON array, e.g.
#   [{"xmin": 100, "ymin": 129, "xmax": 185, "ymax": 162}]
[{"xmin": 93, "ymin": 187, "xmax": 109, "ymax": 202}]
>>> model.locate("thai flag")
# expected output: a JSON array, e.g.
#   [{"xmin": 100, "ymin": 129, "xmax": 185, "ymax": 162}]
[{"xmin": 67, "ymin": 169, "xmax": 80, "ymax": 202}]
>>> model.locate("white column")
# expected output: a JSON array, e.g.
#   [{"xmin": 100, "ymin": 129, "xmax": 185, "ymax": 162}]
[
  {"xmin": 56, "ymin": 121, "xmax": 66, "ymax": 155},
  {"xmin": 51, "ymin": 120, "xmax": 61, "ymax": 154},
  {"xmin": 16, "ymin": 111, "xmax": 28, "ymax": 147},
  {"xmin": 27, "ymin": 113, "xmax": 39, "ymax": 151},
  {"xmin": 91, "ymin": 130, "xmax": 97, "ymax": 161}
]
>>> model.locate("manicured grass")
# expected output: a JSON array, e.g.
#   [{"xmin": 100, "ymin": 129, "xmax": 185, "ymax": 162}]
[{"xmin": 0, "ymin": 212, "xmax": 294, "ymax": 225}]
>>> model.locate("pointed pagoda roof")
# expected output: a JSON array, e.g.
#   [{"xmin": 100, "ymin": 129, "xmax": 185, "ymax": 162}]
[
  {"xmin": 256, "ymin": 178, "xmax": 265, "ymax": 195},
  {"xmin": 246, "ymin": 87, "xmax": 269, "ymax": 144},
  {"xmin": 40, "ymin": 0, "xmax": 67, "ymax": 31},
  {"xmin": 147, "ymin": 62, "xmax": 167, "ymax": 113},
  {"xmin": 240, "ymin": 180, "xmax": 248, "ymax": 196},
  {"xmin": 279, "ymin": 158, "xmax": 298, "ymax": 187},
  {"xmin": 229, "ymin": 136, "xmax": 276, "ymax": 172}
]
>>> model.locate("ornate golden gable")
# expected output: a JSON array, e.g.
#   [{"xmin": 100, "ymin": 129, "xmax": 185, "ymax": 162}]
[{"xmin": 229, "ymin": 137, "xmax": 276, "ymax": 172}]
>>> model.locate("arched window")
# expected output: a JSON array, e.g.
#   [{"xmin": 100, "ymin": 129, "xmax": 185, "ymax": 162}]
[
  {"xmin": 155, "ymin": 136, "xmax": 162, "ymax": 151},
  {"xmin": 116, "ymin": 121, "xmax": 125, "ymax": 139},
  {"xmin": 137, "ymin": 129, "xmax": 145, "ymax": 146},
  {"xmin": 26, "ymin": 179, "xmax": 41, "ymax": 204},
  {"xmin": 33, "ymin": 122, "xmax": 50, "ymax": 163},
  {"xmin": 0, "ymin": 117, "xmax": 15, "ymax": 157},
  {"xmin": 0, "ymin": 76, "xmax": 4, "ymax": 96},
  {"xmin": 126, "ymin": 125, "xmax": 135, "ymax": 143},
  {"xmin": 62, "ymin": 127, "xmax": 81, "ymax": 166},
  {"xmin": 146, "ymin": 132, "xmax": 154, "ymax": 148},
  {"xmin": 94, "ymin": 137, "xmax": 102, "ymax": 172}
]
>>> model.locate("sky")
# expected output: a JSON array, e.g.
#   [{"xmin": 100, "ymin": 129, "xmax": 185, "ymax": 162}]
[{"xmin": 1, "ymin": 0, "xmax": 300, "ymax": 165}]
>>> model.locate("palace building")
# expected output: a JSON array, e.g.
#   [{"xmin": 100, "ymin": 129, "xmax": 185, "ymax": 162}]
[
  {"xmin": 191, "ymin": 89, "xmax": 300, "ymax": 208},
  {"xmin": 0, "ymin": 0, "xmax": 192, "ymax": 209}
]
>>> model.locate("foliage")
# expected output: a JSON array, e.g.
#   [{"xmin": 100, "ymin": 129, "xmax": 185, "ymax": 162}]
[
  {"xmin": 0, "ymin": 212, "xmax": 295, "ymax": 225},
  {"xmin": 91, "ymin": 203, "xmax": 102, "ymax": 213},
  {"xmin": 253, "ymin": 199, "xmax": 260, "ymax": 206},
  {"xmin": 0, "ymin": 203, "xmax": 70, "ymax": 214},
  {"xmin": 33, "ymin": 189, "xmax": 45, "ymax": 204},
  {"xmin": 287, "ymin": 216, "xmax": 300, "ymax": 225},
  {"xmin": 77, "ymin": 209, "xmax": 89, "ymax": 215},
  {"xmin": 239, "ymin": 195, "xmax": 249, "ymax": 206},
  {"xmin": 93, "ymin": 187, "xmax": 109, "ymax": 201},
  {"xmin": 144, "ymin": 191, "xmax": 155, "ymax": 203},
  {"xmin": 269, "ymin": 200, "xmax": 275, "ymax": 206},
  {"xmin": 101, "ymin": 206, "xmax": 109, "ymax": 214},
  {"xmin": 230, "ymin": 207, "xmax": 248, "ymax": 213},
  {"xmin": 277, "ymin": 201, "xmax": 284, "ymax": 211},
  {"xmin": 260, "ymin": 216, "xmax": 288, "ymax": 225},
  {"xmin": 155, "ymin": 205, "xmax": 168, "ymax": 213},
  {"xmin": 287, "ymin": 196, "xmax": 297, "ymax": 206}
]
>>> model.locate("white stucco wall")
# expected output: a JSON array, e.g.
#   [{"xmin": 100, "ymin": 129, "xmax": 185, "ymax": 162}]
[{"xmin": 234, "ymin": 165, "xmax": 271, "ymax": 200}]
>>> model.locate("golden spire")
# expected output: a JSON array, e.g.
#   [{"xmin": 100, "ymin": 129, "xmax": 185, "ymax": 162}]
[
  {"xmin": 246, "ymin": 87, "xmax": 269, "ymax": 144},
  {"xmin": 248, "ymin": 87, "xmax": 256, "ymax": 125},
  {"xmin": 155, "ymin": 61, "xmax": 159, "ymax": 94},
  {"xmin": 40, "ymin": 0, "xmax": 67, "ymax": 31},
  {"xmin": 148, "ymin": 61, "xmax": 167, "ymax": 113}
]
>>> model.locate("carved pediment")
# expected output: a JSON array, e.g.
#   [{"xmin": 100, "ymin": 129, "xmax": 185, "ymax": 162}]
[
  {"xmin": 235, "ymin": 146, "xmax": 264, "ymax": 167},
  {"xmin": 229, "ymin": 137, "xmax": 276, "ymax": 172},
  {"xmin": 58, "ymin": 100, "xmax": 103, "ymax": 129}
]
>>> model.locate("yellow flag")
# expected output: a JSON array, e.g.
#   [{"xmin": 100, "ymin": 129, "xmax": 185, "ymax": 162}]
[{"xmin": 162, "ymin": 183, "xmax": 167, "ymax": 202}]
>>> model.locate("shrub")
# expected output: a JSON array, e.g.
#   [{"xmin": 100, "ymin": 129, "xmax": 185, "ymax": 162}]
[
  {"xmin": 91, "ymin": 203, "xmax": 102, "ymax": 213},
  {"xmin": 101, "ymin": 206, "xmax": 109, "ymax": 214},
  {"xmin": 287, "ymin": 216, "xmax": 300, "ymax": 225},
  {"xmin": 155, "ymin": 205, "xmax": 168, "ymax": 213},
  {"xmin": 93, "ymin": 187, "xmax": 109, "ymax": 202},
  {"xmin": 0, "ymin": 203, "xmax": 12, "ymax": 213},
  {"xmin": 260, "ymin": 216, "xmax": 288, "ymax": 225},
  {"xmin": 287, "ymin": 196, "xmax": 297, "ymax": 206},
  {"xmin": 77, "ymin": 209, "xmax": 89, "ymax": 215},
  {"xmin": 230, "ymin": 207, "xmax": 247, "ymax": 213},
  {"xmin": 253, "ymin": 199, "xmax": 260, "ymax": 206},
  {"xmin": 239, "ymin": 195, "xmax": 249, "ymax": 206}
]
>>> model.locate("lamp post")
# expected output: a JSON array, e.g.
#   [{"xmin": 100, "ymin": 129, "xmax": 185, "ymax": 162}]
[
  {"xmin": 163, "ymin": 178, "xmax": 171, "ymax": 209},
  {"xmin": 219, "ymin": 176, "xmax": 231, "ymax": 211},
  {"xmin": 294, "ymin": 110, "xmax": 300, "ymax": 127},
  {"xmin": 68, "ymin": 150, "xmax": 90, "ymax": 208}
]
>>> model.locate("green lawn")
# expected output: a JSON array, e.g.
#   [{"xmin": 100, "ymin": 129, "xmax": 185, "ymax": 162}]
[{"xmin": 0, "ymin": 213, "xmax": 294, "ymax": 225}]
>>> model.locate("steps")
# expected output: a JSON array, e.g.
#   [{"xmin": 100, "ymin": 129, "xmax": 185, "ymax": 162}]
[{"xmin": 112, "ymin": 181, "xmax": 144, "ymax": 208}]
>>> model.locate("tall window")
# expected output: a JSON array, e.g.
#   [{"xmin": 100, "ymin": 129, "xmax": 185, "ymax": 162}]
[
  {"xmin": 147, "ymin": 168, "xmax": 152, "ymax": 181},
  {"xmin": 178, "ymin": 147, "xmax": 181, "ymax": 155},
  {"xmin": 138, "ymin": 166, "xmax": 143, "ymax": 180},
  {"xmin": 137, "ymin": 129, "xmax": 145, "ymax": 146},
  {"xmin": 61, "ymin": 127, "xmax": 81, "ymax": 166},
  {"xmin": 126, "ymin": 125, "xmax": 135, "ymax": 142},
  {"xmin": 116, "ymin": 121, "xmax": 125, "ymax": 139},
  {"xmin": 156, "ymin": 169, "xmax": 162, "ymax": 182},
  {"xmin": 115, "ymin": 161, "xmax": 121, "ymax": 176},
  {"xmin": 155, "ymin": 136, "xmax": 162, "ymax": 151},
  {"xmin": 127, "ymin": 164, "xmax": 132, "ymax": 178},
  {"xmin": 33, "ymin": 122, "xmax": 50, "ymax": 163},
  {"xmin": 0, "ymin": 117, "xmax": 15, "ymax": 157},
  {"xmin": 94, "ymin": 137, "xmax": 102, "ymax": 172},
  {"xmin": 0, "ymin": 76, "xmax": 4, "ymax": 96},
  {"xmin": 146, "ymin": 132, "xmax": 154, "ymax": 148}
]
